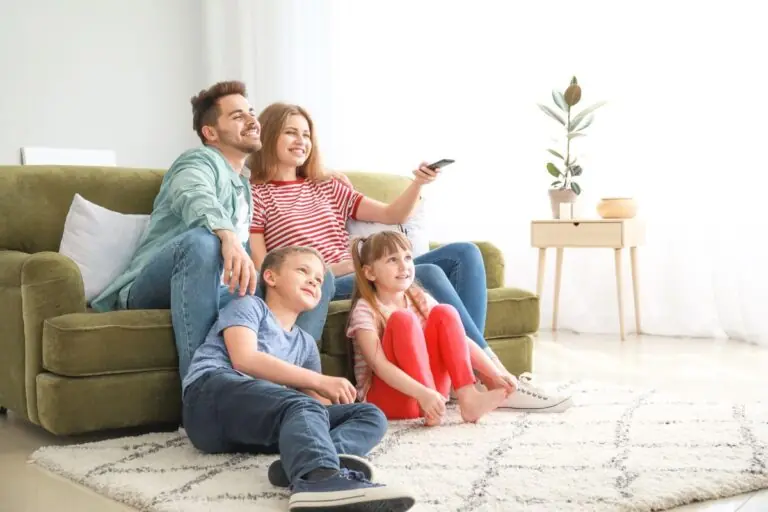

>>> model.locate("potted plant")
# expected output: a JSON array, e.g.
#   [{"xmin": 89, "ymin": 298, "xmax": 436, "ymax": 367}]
[{"xmin": 538, "ymin": 76, "xmax": 605, "ymax": 218}]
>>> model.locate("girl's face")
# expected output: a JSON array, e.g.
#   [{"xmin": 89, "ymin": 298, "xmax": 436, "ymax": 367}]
[
  {"xmin": 365, "ymin": 247, "xmax": 415, "ymax": 293},
  {"xmin": 276, "ymin": 114, "xmax": 312, "ymax": 169}
]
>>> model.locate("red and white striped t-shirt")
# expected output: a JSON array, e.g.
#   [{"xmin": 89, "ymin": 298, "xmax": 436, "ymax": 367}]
[
  {"xmin": 249, "ymin": 178, "xmax": 364, "ymax": 264},
  {"xmin": 346, "ymin": 292, "xmax": 439, "ymax": 401}
]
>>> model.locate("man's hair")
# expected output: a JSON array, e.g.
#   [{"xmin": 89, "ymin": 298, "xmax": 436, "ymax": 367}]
[
  {"xmin": 260, "ymin": 246, "xmax": 326, "ymax": 298},
  {"xmin": 190, "ymin": 81, "xmax": 248, "ymax": 144}
]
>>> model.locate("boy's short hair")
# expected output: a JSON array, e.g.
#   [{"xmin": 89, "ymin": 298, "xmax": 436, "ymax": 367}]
[{"xmin": 260, "ymin": 246, "xmax": 326, "ymax": 296}]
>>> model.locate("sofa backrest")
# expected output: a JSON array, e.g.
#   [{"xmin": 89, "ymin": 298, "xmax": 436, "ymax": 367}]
[{"xmin": 0, "ymin": 165, "xmax": 413, "ymax": 254}]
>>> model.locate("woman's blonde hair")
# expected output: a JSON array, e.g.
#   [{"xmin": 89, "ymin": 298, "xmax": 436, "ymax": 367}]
[
  {"xmin": 246, "ymin": 102, "xmax": 327, "ymax": 184},
  {"xmin": 349, "ymin": 231, "xmax": 428, "ymax": 335}
]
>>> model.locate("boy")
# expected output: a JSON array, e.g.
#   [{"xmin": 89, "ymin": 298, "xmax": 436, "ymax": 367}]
[{"xmin": 181, "ymin": 246, "xmax": 415, "ymax": 511}]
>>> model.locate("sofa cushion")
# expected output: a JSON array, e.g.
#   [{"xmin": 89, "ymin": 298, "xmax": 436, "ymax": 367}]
[
  {"xmin": 321, "ymin": 287, "xmax": 539, "ymax": 356},
  {"xmin": 42, "ymin": 310, "xmax": 177, "ymax": 377},
  {"xmin": 485, "ymin": 287, "xmax": 540, "ymax": 339}
]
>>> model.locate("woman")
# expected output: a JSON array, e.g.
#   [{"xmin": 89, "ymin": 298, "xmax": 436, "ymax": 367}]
[{"xmin": 246, "ymin": 102, "xmax": 506, "ymax": 374}]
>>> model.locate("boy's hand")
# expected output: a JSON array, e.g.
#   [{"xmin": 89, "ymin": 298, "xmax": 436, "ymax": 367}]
[{"xmin": 316, "ymin": 375, "xmax": 357, "ymax": 404}]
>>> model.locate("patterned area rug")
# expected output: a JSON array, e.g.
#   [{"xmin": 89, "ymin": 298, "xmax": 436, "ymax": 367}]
[{"xmin": 29, "ymin": 381, "xmax": 768, "ymax": 511}]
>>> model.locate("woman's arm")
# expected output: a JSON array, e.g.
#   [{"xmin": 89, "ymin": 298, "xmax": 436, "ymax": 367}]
[
  {"xmin": 355, "ymin": 329, "xmax": 433, "ymax": 399},
  {"xmin": 248, "ymin": 233, "xmax": 268, "ymax": 272},
  {"xmin": 354, "ymin": 163, "xmax": 439, "ymax": 224}
]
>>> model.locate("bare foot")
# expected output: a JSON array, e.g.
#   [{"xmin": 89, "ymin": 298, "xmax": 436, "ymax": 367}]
[{"xmin": 457, "ymin": 386, "xmax": 508, "ymax": 423}]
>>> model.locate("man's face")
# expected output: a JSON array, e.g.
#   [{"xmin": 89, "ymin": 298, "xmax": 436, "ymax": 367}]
[{"xmin": 204, "ymin": 94, "xmax": 262, "ymax": 154}]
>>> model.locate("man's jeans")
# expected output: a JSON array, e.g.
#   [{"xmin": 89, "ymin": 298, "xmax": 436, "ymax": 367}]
[
  {"xmin": 127, "ymin": 228, "xmax": 333, "ymax": 378},
  {"xmin": 317, "ymin": 242, "xmax": 491, "ymax": 350},
  {"xmin": 127, "ymin": 228, "xmax": 224, "ymax": 378},
  {"xmin": 183, "ymin": 368, "xmax": 388, "ymax": 484}
]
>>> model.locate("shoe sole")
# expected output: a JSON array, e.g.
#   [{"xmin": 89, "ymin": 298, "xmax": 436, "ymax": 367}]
[
  {"xmin": 498, "ymin": 396, "xmax": 574, "ymax": 413},
  {"xmin": 289, "ymin": 490, "xmax": 415, "ymax": 511}
]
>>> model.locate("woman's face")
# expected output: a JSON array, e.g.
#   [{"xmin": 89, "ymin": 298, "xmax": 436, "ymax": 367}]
[{"xmin": 276, "ymin": 114, "xmax": 312, "ymax": 168}]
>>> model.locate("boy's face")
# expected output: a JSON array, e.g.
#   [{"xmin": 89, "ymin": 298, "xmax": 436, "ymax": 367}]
[{"xmin": 266, "ymin": 252, "xmax": 325, "ymax": 312}]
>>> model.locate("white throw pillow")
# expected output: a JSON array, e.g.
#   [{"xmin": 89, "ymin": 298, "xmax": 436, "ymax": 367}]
[
  {"xmin": 59, "ymin": 194, "xmax": 150, "ymax": 303},
  {"xmin": 347, "ymin": 200, "xmax": 431, "ymax": 257}
]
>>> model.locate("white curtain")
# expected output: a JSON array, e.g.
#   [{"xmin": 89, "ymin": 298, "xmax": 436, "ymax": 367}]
[{"xmin": 202, "ymin": 0, "xmax": 768, "ymax": 346}]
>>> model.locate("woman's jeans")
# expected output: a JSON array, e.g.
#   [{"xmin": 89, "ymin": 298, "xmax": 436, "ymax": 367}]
[{"xmin": 306, "ymin": 242, "xmax": 490, "ymax": 350}]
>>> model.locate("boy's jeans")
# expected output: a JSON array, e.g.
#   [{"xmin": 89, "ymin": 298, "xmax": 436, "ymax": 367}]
[{"xmin": 183, "ymin": 368, "xmax": 388, "ymax": 484}]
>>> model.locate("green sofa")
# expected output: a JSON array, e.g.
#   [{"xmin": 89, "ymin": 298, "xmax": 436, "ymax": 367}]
[{"xmin": 0, "ymin": 165, "xmax": 539, "ymax": 435}]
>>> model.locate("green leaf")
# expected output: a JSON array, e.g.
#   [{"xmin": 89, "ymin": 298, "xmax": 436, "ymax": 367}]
[
  {"xmin": 573, "ymin": 114, "xmax": 594, "ymax": 132},
  {"xmin": 567, "ymin": 132, "xmax": 586, "ymax": 140},
  {"xmin": 571, "ymin": 182, "xmax": 582, "ymax": 195},
  {"xmin": 550, "ymin": 180, "xmax": 562, "ymax": 187},
  {"xmin": 546, "ymin": 162, "xmax": 562, "ymax": 178},
  {"xmin": 538, "ymin": 104, "xmax": 566, "ymax": 126},
  {"xmin": 552, "ymin": 91, "xmax": 567, "ymax": 112},
  {"xmin": 547, "ymin": 148, "xmax": 565, "ymax": 160},
  {"xmin": 570, "ymin": 101, "xmax": 606, "ymax": 131}
]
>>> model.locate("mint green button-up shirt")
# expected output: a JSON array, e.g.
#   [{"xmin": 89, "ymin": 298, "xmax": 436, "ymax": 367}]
[{"xmin": 91, "ymin": 146, "xmax": 252, "ymax": 312}]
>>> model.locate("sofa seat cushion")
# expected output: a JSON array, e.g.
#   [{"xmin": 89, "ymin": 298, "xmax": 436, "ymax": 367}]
[
  {"xmin": 321, "ymin": 288, "xmax": 539, "ymax": 356},
  {"xmin": 42, "ymin": 310, "xmax": 177, "ymax": 376},
  {"xmin": 485, "ymin": 287, "xmax": 540, "ymax": 339}
]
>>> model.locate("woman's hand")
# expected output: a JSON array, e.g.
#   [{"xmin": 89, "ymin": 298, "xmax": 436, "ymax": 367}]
[{"xmin": 412, "ymin": 162, "xmax": 441, "ymax": 185}]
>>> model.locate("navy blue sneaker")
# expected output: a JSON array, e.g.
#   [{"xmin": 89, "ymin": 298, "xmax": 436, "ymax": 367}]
[
  {"xmin": 288, "ymin": 468, "xmax": 415, "ymax": 511},
  {"xmin": 268, "ymin": 454, "xmax": 375, "ymax": 488}
]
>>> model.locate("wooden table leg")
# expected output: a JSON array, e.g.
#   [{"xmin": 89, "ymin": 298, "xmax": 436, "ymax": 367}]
[
  {"xmin": 614, "ymin": 248, "xmax": 626, "ymax": 341},
  {"xmin": 553, "ymin": 248, "xmax": 563, "ymax": 331},
  {"xmin": 630, "ymin": 246, "xmax": 641, "ymax": 335},
  {"xmin": 536, "ymin": 248, "xmax": 546, "ymax": 299}
]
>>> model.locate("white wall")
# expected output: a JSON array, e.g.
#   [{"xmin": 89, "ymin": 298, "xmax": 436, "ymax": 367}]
[{"xmin": 0, "ymin": 0, "xmax": 205, "ymax": 168}]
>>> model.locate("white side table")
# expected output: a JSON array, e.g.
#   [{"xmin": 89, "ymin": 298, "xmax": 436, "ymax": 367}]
[{"xmin": 531, "ymin": 219, "xmax": 645, "ymax": 340}]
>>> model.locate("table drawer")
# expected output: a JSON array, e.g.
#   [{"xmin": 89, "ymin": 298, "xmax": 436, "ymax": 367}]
[{"xmin": 532, "ymin": 221, "xmax": 623, "ymax": 247}]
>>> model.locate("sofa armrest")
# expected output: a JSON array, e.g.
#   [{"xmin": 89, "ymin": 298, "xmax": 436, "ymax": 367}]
[
  {"xmin": 0, "ymin": 250, "xmax": 86, "ymax": 424},
  {"xmin": 429, "ymin": 241, "xmax": 505, "ymax": 289}
]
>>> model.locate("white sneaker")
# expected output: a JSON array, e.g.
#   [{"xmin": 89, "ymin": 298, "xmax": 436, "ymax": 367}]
[{"xmin": 499, "ymin": 373, "xmax": 573, "ymax": 413}]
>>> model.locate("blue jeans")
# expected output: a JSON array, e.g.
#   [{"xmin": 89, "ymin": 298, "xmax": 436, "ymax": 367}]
[
  {"xmin": 127, "ymin": 228, "xmax": 331, "ymax": 379},
  {"xmin": 314, "ymin": 242, "xmax": 490, "ymax": 350},
  {"xmin": 183, "ymin": 368, "xmax": 388, "ymax": 484}
]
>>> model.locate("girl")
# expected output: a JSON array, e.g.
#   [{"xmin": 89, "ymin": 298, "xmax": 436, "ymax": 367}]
[
  {"xmin": 246, "ymin": 103, "xmax": 510, "ymax": 383},
  {"xmin": 346, "ymin": 231, "xmax": 517, "ymax": 425}
]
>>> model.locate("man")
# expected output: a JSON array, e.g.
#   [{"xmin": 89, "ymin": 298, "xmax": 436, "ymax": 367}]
[{"xmin": 92, "ymin": 81, "xmax": 261, "ymax": 378}]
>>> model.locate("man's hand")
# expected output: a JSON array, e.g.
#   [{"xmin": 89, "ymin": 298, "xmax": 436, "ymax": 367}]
[
  {"xmin": 412, "ymin": 162, "xmax": 441, "ymax": 185},
  {"xmin": 316, "ymin": 375, "xmax": 357, "ymax": 404},
  {"xmin": 216, "ymin": 230, "xmax": 257, "ymax": 296},
  {"xmin": 327, "ymin": 169, "xmax": 353, "ymax": 187}
]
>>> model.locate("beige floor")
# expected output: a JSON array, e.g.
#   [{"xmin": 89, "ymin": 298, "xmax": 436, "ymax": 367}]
[{"xmin": 1, "ymin": 332, "xmax": 767, "ymax": 511}]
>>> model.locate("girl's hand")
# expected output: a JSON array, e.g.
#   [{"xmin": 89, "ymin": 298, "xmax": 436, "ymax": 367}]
[
  {"xmin": 412, "ymin": 162, "xmax": 440, "ymax": 185},
  {"xmin": 418, "ymin": 388, "xmax": 447, "ymax": 421},
  {"xmin": 484, "ymin": 372, "xmax": 518, "ymax": 395}
]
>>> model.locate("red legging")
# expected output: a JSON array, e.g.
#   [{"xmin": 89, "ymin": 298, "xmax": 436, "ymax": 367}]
[{"xmin": 365, "ymin": 304, "xmax": 476, "ymax": 420}]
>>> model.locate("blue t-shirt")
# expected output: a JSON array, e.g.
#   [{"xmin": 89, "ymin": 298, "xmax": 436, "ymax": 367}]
[{"xmin": 182, "ymin": 295, "xmax": 321, "ymax": 394}]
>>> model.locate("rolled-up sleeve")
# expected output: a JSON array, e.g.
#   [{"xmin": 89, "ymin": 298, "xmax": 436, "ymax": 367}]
[{"xmin": 168, "ymin": 166, "xmax": 235, "ymax": 233}]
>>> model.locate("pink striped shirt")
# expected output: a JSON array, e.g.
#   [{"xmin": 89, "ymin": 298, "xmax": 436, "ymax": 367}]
[
  {"xmin": 250, "ymin": 178, "xmax": 363, "ymax": 264},
  {"xmin": 346, "ymin": 292, "xmax": 439, "ymax": 400}
]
